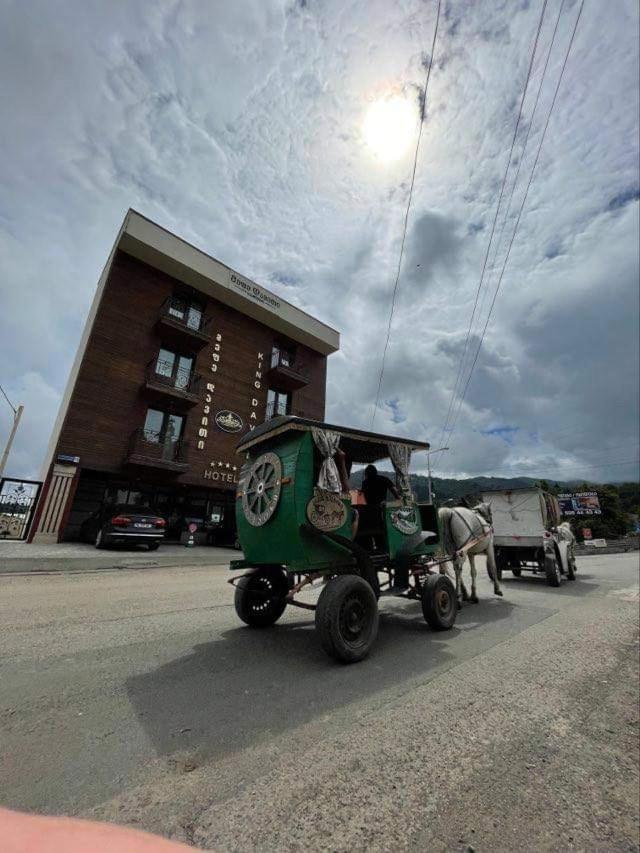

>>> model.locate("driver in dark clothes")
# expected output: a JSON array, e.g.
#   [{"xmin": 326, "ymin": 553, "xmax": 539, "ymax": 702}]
[{"xmin": 361, "ymin": 464, "xmax": 400, "ymax": 506}]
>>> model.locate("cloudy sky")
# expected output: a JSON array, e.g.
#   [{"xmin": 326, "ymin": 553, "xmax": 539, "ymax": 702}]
[{"xmin": 1, "ymin": 0, "xmax": 638, "ymax": 483}]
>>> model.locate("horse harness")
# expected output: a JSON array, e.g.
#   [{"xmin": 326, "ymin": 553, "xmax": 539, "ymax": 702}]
[{"xmin": 450, "ymin": 508, "xmax": 492, "ymax": 555}]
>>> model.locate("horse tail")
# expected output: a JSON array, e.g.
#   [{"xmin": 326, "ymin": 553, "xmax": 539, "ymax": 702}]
[{"xmin": 438, "ymin": 507, "xmax": 455, "ymax": 557}]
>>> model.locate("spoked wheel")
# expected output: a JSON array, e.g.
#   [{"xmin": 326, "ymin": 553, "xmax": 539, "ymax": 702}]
[
  {"xmin": 234, "ymin": 567, "xmax": 288, "ymax": 627},
  {"xmin": 315, "ymin": 575, "xmax": 379, "ymax": 663},
  {"xmin": 544, "ymin": 552, "xmax": 562, "ymax": 587},
  {"xmin": 421, "ymin": 574, "xmax": 457, "ymax": 630}
]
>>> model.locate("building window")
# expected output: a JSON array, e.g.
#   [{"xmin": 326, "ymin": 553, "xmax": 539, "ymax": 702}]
[
  {"xmin": 168, "ymin": 297, "xmax": 203, "ymax": 331},
  {"xmin": 271, "ymin": 343, "xmax": 295, "ymax": 368},
  {"xmin": 143, "ymin": 408, "xmax": 184, "ymax": 444},
  {"xmin": 266, "ymin": 389, "xmax": 290, "ymax": 420},
  {"xmin": 155, "ymin": 348, "xmax": 193, "ymax": 390}
]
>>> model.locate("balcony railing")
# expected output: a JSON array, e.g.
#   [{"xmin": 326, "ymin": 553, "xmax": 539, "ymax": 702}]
[
  {"xmin": 144, "ymin": 359, "xmax": 201, "ymax": 405},
  {"xmin": 267, "ymin": 349, "xmax": 310, "ymax": 391},
  {"xmin": 157, "ymin": 298, "xmax": 212, "ymax": 345},
  {"xmin": 126, "ymin": 428, "xmax": 189, "ymax": 472}
]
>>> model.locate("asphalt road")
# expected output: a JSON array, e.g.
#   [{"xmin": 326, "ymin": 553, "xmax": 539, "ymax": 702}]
[{"xmin": 1, "ymin": 554, "xmax": 638, "ymax": 851}]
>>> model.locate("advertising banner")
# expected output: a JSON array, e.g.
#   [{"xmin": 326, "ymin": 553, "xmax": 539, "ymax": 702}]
[{"xmin": 557, "ymin": 491, "xmax": 602, "ymax": 516}]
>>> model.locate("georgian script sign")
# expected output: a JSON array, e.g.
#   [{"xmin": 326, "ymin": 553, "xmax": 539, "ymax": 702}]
[
  {"xmin": 215, "ymin": 410, "xmax": 243, "ymax": 433},
  {"xmin": 390, "ymin": 506, "xmax": 419, "ymax": 535},
  {"xmin": 228, "ymin": 272, "xmax": 281, "ymax": 311},
  {"xmin": 306, "ymin": 489, "xmax": 347, "ymax": 532}
]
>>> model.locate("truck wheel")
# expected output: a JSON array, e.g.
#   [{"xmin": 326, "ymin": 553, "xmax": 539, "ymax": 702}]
[
  {"xmin": 315, "ymin": 575, "xmax": 379, "ymax": 663},
  {"xmin": 544, "ymin": 553, "xmax": 561, "ymax": 587},
  {"xmin": 421, "ymin": 574, "xmax": 457, "ymax": 630},
  {"xmin": 234, "ymin": 568, "xmax": 288, "ymax": 627}
]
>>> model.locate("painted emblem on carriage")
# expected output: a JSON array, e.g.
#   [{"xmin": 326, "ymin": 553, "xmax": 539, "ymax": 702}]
[
  {"xmin": 306, "ymin": 489, "xmax": 347, "ymax": 532},
  {"xmin": 390, "ymin": 506, "xmax": 419, "ymax": 535},
  {"xmin": 215, "ymin": 410, "xmax": 243, "ymax": 433},
  {"xmin": 240, "ymin": 452, "xmax": 282, "ymax": 526}
]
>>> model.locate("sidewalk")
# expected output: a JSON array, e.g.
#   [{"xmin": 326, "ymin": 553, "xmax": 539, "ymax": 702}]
[{"xmin": 0, "ymin": 540, "xmax": 240, "ymax": 574}]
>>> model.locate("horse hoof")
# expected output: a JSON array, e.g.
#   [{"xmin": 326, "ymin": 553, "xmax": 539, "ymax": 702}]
[
  {"xmin": 495, "ymin": 589, "xmax": 504, "ymax": 597},
  {"xmin": 470, "ymin": 595, "xmax": 479, "ymax": 604}
]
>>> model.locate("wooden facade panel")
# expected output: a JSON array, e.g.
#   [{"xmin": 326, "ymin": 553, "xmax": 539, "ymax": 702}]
[{"xmin": 55, "ymin": 251, "xmax": 328, "ymax": 489}]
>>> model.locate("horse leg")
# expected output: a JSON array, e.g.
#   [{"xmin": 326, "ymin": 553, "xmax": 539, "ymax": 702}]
[
  {"xmin": 486, "ymin": 542, "xmax": 503, "ymax": 597},
  {"xmin": 469, "ymin": 554, "xmax": 479, "ymax": 603},
  {"xmin": 454, "ymin": 558, "xmax": 464, "ymax": 609},
  {"xmin": 458, "ymin": 555, "xmax": 469, "ymax": 602}
]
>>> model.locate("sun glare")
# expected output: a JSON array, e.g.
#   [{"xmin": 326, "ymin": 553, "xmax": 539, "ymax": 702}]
[{"xmin": 363, "ymin": 96, "xmax": 416, "ymax": 162}]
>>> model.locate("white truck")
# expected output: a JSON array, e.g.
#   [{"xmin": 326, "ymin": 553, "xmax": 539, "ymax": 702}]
[{"xmin": 481, "ymin": 487, "xmax": 576, "ymax": 587}]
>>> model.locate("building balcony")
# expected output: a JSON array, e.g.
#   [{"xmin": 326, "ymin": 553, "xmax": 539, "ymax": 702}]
[
  {"xmin": 144, "ymin": 359, "xmax": 201, "ymax": 407},
  {"xmin": 125, "ymin": 429, "xmax": 189, "ymax": 473},
  {"xmin": 157, "ymin": 298, "xmax": 213, "ymax": 349},
  {"xmin": 266, "ymin": 349, "xmax": 310, "ymax": 392}
]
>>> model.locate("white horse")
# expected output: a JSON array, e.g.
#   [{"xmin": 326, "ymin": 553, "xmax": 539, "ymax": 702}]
[
  {"xmin": 557, "ymin": 521, "xmax": 577, "ymax": 573},
  {"xmin": 438, "ymin": 502, "xmax": 503, "ymax": 606}
]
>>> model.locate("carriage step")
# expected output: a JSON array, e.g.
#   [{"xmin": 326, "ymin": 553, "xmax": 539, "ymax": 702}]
[{"xmin": 369, "ymin": 553, "xmax": 390, "ymax": 569}]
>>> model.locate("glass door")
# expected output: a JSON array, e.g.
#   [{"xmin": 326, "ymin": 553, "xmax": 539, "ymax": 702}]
[{"xmin": 162, "ymin": 413, "xmax": 184, "ymax": 460}]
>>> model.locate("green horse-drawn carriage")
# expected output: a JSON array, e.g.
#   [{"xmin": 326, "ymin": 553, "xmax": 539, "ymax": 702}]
[{"xmin": 230, "ymin": 416, "xmax": 457, "ymax": 662}]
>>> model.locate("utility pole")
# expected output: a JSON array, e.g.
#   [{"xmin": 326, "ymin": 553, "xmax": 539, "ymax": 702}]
[
  {"xmin": 0, "ymin": 404, "xmax": 24, "ymax": 480},
  {"xmin": 427, "ymin": 446, "xmax": 449, "ymax": 504}
]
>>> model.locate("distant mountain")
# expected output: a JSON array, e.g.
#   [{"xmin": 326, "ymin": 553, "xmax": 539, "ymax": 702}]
[{"xmin": 350, "ymin": 471, "xmax": 555, "ymax": 503}]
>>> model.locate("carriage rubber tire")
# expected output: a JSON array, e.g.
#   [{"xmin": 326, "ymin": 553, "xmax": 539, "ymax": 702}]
[
  {"xmin": 567, "ymin": 556, "xmax": 577, "ymax": 581},
  {"xmin": 234, "ymin": 568, "xmax": 288, "ymax": 628},
  {"xmin": 421, "ymin": 574, "xmax": 457, "ymax": 631},
  {"xmin": 315, "ymin": 575, "xmax": 379, "ymax": 663},
  {"xmin": 511, "ymin": 567, "xmax": 522, "ymax": 578},
  {"xmin": 544, "ymin": 552, "xmax": 561, "ymax": 587}
]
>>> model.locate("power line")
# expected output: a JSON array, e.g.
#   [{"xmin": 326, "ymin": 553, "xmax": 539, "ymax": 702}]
[
  {"xmin": 370, "ymin": 0, "xmax": 442, "ymax": 428},
  {"xmin": 0, "ymin": 383, "xmax": 17, "ymax": 415},
  {"xmin": 473, "ymin": 0, "xmax": 567, "ymax": 351},
  {"xmin": 435, "ymin": 0, "xmax": 549, "ymax": 453},
  {"xmin": 444, "ymin": 0, "xmax": 585, "ymax": 447}
]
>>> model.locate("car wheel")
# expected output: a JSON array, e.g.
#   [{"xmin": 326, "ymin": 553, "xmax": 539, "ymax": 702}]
[
  {"xmin": 234, "ymin": 567, "xmax": 288, "ymax": 628},
  {"xmin": 147, "ymin": 542, "xmax": 160, "ymax": 551},
  {"xmin": 544, "ymin": 552, "xmax": 561, "ymax": 587},
  {"xmin": 421, "ymin": 574, "xmax": 457, "ymax": 630},
  {"xmin": 315, "ymin": 574, "xmax": 379, "ymax": 663}
]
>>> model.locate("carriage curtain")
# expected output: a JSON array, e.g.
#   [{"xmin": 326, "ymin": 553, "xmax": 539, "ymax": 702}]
[
  {"xmin": 388, "ymin": 442, "xmax": 412, "ymax": 500},
  {"xmin": 311, "ymin": 428, "xmax": 342, "ymax": 493}
]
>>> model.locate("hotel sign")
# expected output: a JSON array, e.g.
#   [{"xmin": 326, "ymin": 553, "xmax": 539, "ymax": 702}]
[
  {"xmin": 215, "ymin": 410, "xmax": 243, "ymax": 433},
  {"xmin": 228, "ymin": 272, "xmax": 281, "ymax": 311}
]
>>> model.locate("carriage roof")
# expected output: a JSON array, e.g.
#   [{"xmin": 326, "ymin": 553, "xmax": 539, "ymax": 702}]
[{"xmin": 236, "ymin": 416, "xmax": 430, "ymax": 464}]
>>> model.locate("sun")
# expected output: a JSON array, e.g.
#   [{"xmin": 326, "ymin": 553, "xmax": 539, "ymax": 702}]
[{"xmin": 363, "ymin": 96, "xmax": 416, "ymax": 162}]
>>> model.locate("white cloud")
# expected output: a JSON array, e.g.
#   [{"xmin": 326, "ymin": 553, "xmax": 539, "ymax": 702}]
[{"xmin": 0, "ymin": 0, "xmax": 638, "ymax": 483}]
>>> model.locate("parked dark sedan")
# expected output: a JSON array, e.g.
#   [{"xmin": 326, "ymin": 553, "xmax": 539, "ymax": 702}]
[{"xmin": 80, "ymin": 504, "xmax": 166, "ymax": 550}]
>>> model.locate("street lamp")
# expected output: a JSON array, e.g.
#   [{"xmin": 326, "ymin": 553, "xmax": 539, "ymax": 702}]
[{"xmin": 426, "ymin": 446, "xmax": 449, "ymax": 504}]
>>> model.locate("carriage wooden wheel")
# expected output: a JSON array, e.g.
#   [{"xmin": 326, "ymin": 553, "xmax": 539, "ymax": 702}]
[{"xmin": 241, "ymin": 452, "xmax": 282, "ymax": 527}]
